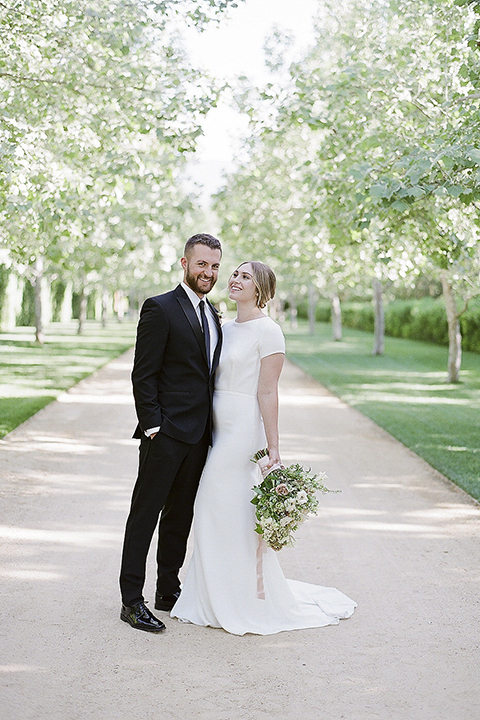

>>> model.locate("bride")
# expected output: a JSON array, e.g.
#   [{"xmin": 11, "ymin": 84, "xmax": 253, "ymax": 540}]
[{"xmin": 171, "ymin": 261, "xmax": 356, "ymax": 635}]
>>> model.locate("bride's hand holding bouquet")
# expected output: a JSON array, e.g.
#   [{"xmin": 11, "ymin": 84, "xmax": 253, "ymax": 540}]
[{"xmin": 251, "ymin": 448, "xmax": 338, "ymax": 552}]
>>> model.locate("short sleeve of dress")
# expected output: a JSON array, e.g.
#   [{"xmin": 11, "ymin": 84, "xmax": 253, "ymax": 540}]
[{"xmin": 258, "ymin": 319, "xmax": 286, "ymax": 359}]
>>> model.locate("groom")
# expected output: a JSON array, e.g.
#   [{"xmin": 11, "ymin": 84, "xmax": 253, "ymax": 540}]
[{"xmin": 119, "ymin": 233, "xmax": 222, "ymax": 632}]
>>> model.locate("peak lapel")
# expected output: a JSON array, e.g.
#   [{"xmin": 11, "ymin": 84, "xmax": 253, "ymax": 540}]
[
  {"xmin": 175, "ymin": 286, "xmax": 209, "ymax": 366},
  {"xmin": 207, "ymin": 298, "xmax": 223, "ymax": 374}
]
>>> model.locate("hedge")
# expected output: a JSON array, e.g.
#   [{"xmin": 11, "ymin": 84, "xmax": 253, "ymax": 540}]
[{"xmin": 297, "ymin": 296, "xmax": 480, "ymax": 353}]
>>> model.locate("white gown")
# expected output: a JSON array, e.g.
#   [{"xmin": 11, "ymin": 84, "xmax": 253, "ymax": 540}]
[{"xmin": 171, "ymin": 316, "xmax": 357, "ymax": 635}]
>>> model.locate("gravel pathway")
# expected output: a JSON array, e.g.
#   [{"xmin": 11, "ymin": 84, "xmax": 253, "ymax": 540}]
[{"xmin": 1, "ymin": 349, "xmax": 479, "ymax": 720}]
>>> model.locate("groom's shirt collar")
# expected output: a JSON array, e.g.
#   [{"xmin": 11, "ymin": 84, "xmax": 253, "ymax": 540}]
[{"xmin": 181, "ymin": 281, "xmax": 203, "ymax": 310}]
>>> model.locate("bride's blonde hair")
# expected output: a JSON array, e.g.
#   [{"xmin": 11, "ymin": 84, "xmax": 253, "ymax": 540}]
[{"xmin": 236, "ymin": 261, "xmax": 276, "ymax": 309}]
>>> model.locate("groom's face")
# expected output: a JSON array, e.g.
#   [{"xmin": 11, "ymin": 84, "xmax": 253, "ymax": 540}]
[{"xmin": 181, "ymin": 243, "xmax": 221, "ymax": 298}]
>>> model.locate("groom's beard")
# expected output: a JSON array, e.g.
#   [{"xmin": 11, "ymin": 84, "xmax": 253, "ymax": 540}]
[{"xmin": 184, "ymin": 269, "xmax": 217, "ymax": 296}]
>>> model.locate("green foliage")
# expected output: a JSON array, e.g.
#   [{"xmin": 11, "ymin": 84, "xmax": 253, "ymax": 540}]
[
  {"xmin": 0, "ymin": 265, "xmax": 9, "ymax": 318},
  {"xmin": 51, "ymin": 280, "xmax": 67, "ymax": 323},
  {"xmin": 336, "ymin": 296, "xmax": 480, "ymax": 351},
  {"xmin": 16, "ymin": 279, "xmax": 35, "ymax": 327},
  {"xmin": 339, "ymin": 298, "xmax": 448, "ymax": 344},
  {"xmin": 0, "ymin": 0, "xmax": 235, "ymax": 300},
  {"xmin": 459, "ymin": 301, "xmax": 480, "ymax": 352},
  {"xmin": 386, "ymin": 300, "xmax": 449, "ymax": 345},
  {"xmin": 216, "ymin": 0, "xmax": 480, "ymax": 384},
  {"xmin": 341, "ymin": 303, "xmax": 375, "ymax": 334},
  {"xmin": 297, "ymin": 300, "xmax": 332, "ymax": 323}
]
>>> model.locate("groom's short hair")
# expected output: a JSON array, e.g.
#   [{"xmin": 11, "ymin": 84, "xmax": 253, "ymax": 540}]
[{"xmin": 184, "ymin": 233, "xmax": 222, "ymax": 258}]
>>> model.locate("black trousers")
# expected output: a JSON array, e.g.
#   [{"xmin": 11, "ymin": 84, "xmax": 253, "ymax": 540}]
[{"xmin": 119, "ymin": 427, "xmax": 210, "ymax": 606}]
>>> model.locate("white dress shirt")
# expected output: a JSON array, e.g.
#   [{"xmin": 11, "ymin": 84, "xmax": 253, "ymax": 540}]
[{"xmin": 180, "ymin": 281, "xmax": 219, "ymax": 363}]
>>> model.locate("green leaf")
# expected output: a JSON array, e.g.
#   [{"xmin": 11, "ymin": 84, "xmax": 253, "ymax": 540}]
[
  {"xmin": 446, "ymin": 185, "xmax": 466, "ymax": 197},
  {"xmin": 469, "ymin": 149, "xmax": 480, "ymax": 164},
  {"xmin": 408, "ymin": 185, "xmax": 426, "ymax": 198},
  {"xmin": 391, "ymin": 199, "xmax": 410, "ymax": 211},
  {"xmin": 370, "ymin": 184, "xmax": 390, "ymax": 198}
]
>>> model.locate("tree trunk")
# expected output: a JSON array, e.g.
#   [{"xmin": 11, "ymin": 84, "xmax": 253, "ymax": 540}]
[
  {"xmin": 331, "ymin": 292, "xmax": 342, "ymax": 341},
  {"xmin": 441, "ymin": 270, "xmax": 462, "ymax": 383},
  {"xmin": 60, "ymin": 281, "xmax": 73, "ymax": 323},
  {"xmin": 372, "ymin": 278, "xmax": 384, "ymax": 356},
  {"xmin": 101, "ymin": 290, "xmax": 109, "ymax": 328},
  {"xmin": 114, "ymin": 289, "xmax": 125, "ymax": 322},
  {"xmin": 34, "ymin": 256, "xmax": 45, "ymax": 344},
  {"xmin": 1, "ymin": 271, "xmax": 22, "ymax": 331},
  {"xmin": 77, "ymin": 286, "xmax": 87, "ymax": 335},
  {"xmin": 289, "ymin": 294, "xmax": 298, "ymax": 330},
  {"xmin": 308, "ymin": 285, "xmax": 316, "ymax": 335}
]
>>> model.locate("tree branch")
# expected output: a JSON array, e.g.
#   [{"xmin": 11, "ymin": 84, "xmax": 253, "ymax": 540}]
[
  {"xmin": 0, "ymin": 1, "xmax": 35, "ymax": 20},
  {"xmin": 405, "ymin": 99, "xmax": 432, "ymax": 119},
  {"xmin": 455, "ymin": 92, "xmax": 480, "ymax": 104}
]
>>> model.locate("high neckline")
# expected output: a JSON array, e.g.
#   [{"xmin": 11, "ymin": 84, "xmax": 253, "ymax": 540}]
[{"xmin": 234, "ymin": 315, "xmax": 269, "ymax": 324}]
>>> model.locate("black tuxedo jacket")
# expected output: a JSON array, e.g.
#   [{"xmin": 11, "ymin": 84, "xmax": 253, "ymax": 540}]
[{"xmin": 131, "ymin": 284, "xmax": 222, "ymax": 444}]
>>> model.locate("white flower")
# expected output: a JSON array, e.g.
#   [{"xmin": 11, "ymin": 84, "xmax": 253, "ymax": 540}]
[
  {"xmin": 280, "ymin": 516, "xmax": 294, "ymax": 527},
  {"xmin": 296, "ymin": 490, "xmax": 308, "ymax": 505},
  {"xmin": 285, "ymin": 498, "xmax": 296, "ymax": 512}
]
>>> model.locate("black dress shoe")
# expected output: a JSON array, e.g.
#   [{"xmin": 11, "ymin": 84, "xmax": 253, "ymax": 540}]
[
  {"xmin": 155, "ymin": 590, "xmax": 181, "ymax": 611},
  {"xmin": 120, "ymin": 601, "xmax": 166, "ymax": 633}
]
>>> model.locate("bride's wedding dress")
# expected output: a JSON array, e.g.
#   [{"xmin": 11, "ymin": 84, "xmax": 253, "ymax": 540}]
[{"xmin": 171, "ymin": 316, "xmax": 356, "ymax": 635}]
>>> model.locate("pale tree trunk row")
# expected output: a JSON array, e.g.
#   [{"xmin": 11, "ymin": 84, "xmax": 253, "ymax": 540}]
[
  {"xmin": 440, "ymin": 270, "xmax": 462, "ymax": 384},
  {"xmin": 77, "ymin": 285, "xmax": 88, "ymax": 335},
  {"xmin": 0, "ymin": 265, "xmax": 120, "ymax": 338},
  {"xmin": 369, "ymin": 273, "xmax": 464, "ymax": 383},
  {"xmin": 287, "ymin": 285, "xmax": 344, "ymax": 341},
  {"xmin": 331, "ymin": 292, "xmax": 342, "ymax": 341},
  {"xmin": 275, "ymin": 275, "xmax": 463, "ymax": 386},
  {"xmin": 372, "ymin": 278, "xmax": 385, "ymax": 356},
  {"xmin": 33, "ymin": 256, "xmax": 45, "ymax": 344},
  {"xmin": 308, "ymin": 285, "xmax": 316, "ymax": 335},
  {"xmin": 1, "ymin": 273, "xmax": 23, "ymax": 331}
]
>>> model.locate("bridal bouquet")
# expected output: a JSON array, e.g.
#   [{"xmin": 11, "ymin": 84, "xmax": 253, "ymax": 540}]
[{"xmin": 251, "ymin": 448, "xmax": 337, "ymax": 552}]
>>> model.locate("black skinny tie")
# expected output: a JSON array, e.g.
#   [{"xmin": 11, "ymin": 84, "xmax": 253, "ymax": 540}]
[{"xmin": 199, "ymin": 300, "xmax": 211, "ymax": 368}]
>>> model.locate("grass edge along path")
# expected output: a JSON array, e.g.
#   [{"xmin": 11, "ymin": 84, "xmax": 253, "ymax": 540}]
[
  {"xmin": 0, "ymin": 320, "xmax": 137, "ymax": 438},
  {"xmin": 284, "ymin": 321, "xmax": 480, "ymax": 503}
]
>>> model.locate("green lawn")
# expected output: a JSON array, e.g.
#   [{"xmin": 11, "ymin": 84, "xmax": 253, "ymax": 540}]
[
  {"xmin": 0, "ymin": 321, "xmax": 136, "ymax": 438},
  {"xmin": 285, "ymin": 322, "xmax": 480, "ymax": 502}
]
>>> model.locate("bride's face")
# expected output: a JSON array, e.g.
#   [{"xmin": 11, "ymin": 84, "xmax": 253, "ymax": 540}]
[{"xmin": 228, "ymin": 263, "xmax": 257, "ymax": 304}]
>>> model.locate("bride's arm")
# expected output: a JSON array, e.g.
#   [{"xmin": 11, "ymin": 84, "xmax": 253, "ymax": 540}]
[{"xmin": 257, "ymin": 352, "xmax": 285, "ymax": 467}]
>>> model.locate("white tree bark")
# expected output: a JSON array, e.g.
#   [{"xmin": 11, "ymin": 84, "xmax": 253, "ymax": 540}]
[
  {"xmin": 331, "ymin": 292, "xmax": 342, "ymax": 341},
  {"xmin": 372, "ymin": 278, "xmax": 384, "ymax": 356},
  {"xmin": 101, "ymin": 289, "xmax": 110, "ymax": 328},
  {"xmin": 1, "ymin": 272, "xmax": 22, "ymax": 331},
  {"xmin": 60, "ymin": 281, "xmax": 73, "ymax": 323},
  {"xmin": 77, "ymin": 286, "xmax": 87, "ymax": 335},
  {"xmin": 308, "ymin": 285, "xmax": 316, "ymax": 335},
  {"xmin": 441, "ymin": 270, "xmax": 462, "ymax": 383},
  {"xmin": 34, "ymin": 256, "xmax": 45, "ymax": 344}
]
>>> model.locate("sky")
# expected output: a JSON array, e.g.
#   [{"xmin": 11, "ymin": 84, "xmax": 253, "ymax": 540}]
[{"xmin": 181, "ymin": 0, "xmax": 319, "ymax": 204}]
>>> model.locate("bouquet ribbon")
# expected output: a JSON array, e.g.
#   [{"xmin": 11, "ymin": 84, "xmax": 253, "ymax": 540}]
[{"xmin": 256, "ymin": 454, "xmax": 283, "ymax": 479}]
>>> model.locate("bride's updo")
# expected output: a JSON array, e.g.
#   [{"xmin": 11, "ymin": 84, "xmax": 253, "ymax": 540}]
[{"xmin": 238, "ymin": 261, "xmax": 276, "ymax": 309}]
